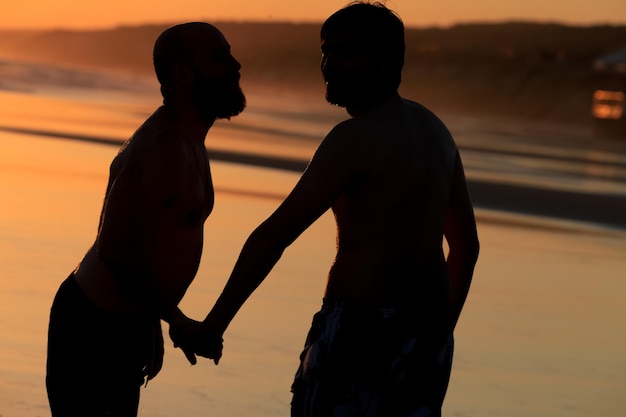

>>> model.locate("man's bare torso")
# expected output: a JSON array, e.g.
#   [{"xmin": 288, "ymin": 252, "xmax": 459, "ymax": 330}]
[
  {"xmin": 323, "ymin": 98, "xmax": 458, "ymax": 310},
  {"xmin": 74, "ymin": 106, "xmax": 214, "ymax": 314}
]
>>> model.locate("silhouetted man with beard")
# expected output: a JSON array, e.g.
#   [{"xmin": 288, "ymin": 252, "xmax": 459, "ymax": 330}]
[
  {"xmin": 173, "ymin": 3, "xmax": 480, "ymax": 416},
  {"xmin": 45, "ymin": 22, "xmax": 245, "ymax": 417}
]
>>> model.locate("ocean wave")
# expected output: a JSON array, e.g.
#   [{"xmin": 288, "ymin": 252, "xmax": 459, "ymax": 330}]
[{"xmin": 0, "ymin": 59, "xmax": 155, "ymax": 94}]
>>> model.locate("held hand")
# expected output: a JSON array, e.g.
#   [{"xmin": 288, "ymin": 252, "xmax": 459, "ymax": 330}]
[
  {"xmin": 169, "ymin": 312, "xmax": 224, "ymax": 365},
  {"xmin": 194, "ymin": 322, "xmax": 224, "ymax": 365},
  {"xmin": 168, "ymin": 312, "xmax": 202, "ymax": 365}
]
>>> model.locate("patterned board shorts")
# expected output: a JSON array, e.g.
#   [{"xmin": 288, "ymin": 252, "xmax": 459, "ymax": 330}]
[{"xmin": 291, "ymin": 299, "xmax": 454, "ymax": 417}]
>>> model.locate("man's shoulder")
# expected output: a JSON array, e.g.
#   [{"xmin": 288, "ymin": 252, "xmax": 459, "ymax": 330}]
[
  {"xmin": 322, "ymin": 97, "xmax": 454, "ymax": 148},
  {"xmin": 399, "ymin": 97, "xmax": 455, "ymax": 138},
  {"xmin": 132, "ymin": 112, "xmax": 184, "ymax": 150},
  {"xmin": 401, "ymin": 98, "xmax": 443, "ymax": 122},
  {"xmin": 119, "ymin": 117, "xmax": 187, "ymax": 172}
]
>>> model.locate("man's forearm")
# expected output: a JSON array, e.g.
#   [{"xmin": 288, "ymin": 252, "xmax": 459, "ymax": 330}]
[
  {"xmin": 203, "ymin": 229, "xmax": 286, "ymax": 334},
  {"xmin": 446, "ymin": 246, "xmax": 478, "ymax": 331},
  {"xmin": 161, "ymin": 305, "xmax": 185, "ymax": 324}
]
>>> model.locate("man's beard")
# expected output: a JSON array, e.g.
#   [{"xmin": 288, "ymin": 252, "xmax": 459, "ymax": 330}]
[
  {"xmin": 325, "ymin": 79, "xmax": 361, "ymax": 108},
  {"xmin": 192, "ymin": 74, "xmax": 246, "ymax": 122},
  {"xmin": 324, "ymin": 69, "xmax": 387, "ymax": 110}
]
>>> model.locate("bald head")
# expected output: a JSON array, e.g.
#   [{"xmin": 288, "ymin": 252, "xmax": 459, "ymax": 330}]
[
  {"xmin": 152, "ymin": 22, "xmax": 245, "ymax": 122},
  {"xmin": 153, "ymin": 22, "xmax": 225, "ymax": 86}
]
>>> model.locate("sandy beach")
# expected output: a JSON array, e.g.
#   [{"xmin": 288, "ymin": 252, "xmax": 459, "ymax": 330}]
[{"xmin": 0, "ymin": 87, "xmax": 625, "ymax": 417}]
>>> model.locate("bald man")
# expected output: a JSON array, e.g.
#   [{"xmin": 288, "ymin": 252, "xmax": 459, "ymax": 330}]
[{"xmin": 45, "ymin": 22, "xmax": 245, "ymax": 417}]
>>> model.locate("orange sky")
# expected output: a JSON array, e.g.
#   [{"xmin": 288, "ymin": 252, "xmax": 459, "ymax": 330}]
[{"xmin": 2, "ymin": 0, "xmax": 626, "ymax": 30}]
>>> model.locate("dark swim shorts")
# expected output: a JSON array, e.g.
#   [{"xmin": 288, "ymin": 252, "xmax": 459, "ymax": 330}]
[
  {"xmin": 46, "ymin": 274, "xmax": 161, "ymax": 417},
  {"xmin": 291, "ymin": 299, "xmax": 454, "ymax": 417}
]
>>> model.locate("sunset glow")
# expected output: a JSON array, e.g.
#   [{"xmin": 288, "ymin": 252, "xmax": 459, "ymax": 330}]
[{"xmin": 1, "ymin": 0, "xmax": 625, "ymax": 30}]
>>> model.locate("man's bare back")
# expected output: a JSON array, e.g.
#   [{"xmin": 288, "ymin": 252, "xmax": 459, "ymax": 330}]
[{"xmin": 74, "ymin": 106, "xmax": 214, "ymax": 314}]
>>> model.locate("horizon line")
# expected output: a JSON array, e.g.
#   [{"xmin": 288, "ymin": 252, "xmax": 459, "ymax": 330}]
[{"xmin": 1, "ymin": 17, "xmax": 626, "ymax": 32}]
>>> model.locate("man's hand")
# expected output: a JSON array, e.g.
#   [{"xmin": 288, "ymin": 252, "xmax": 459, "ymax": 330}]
[
  {"xmin": 168, "ymin": 312, "xmax": 224, "ymax": 365},
  {"xmin": 168, "ymin": 313, "xmax": 201, "ymax": 365},
  {"xmin": 193, "ymin": 322, "xmax": 224, "ymax": 365}
]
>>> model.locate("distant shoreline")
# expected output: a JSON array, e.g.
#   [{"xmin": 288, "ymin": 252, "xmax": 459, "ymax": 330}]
[
  {"xmin": 2, "ymin": 124, "xmax": 625, "ymax": 233},
  {"xmin": 2, "ymin": 22, "xmax": 626, "ymax": 127}
]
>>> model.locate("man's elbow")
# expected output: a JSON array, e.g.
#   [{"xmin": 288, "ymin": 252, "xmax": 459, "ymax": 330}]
[
  {"xmin": 463, "ymin": 227, "xmax": 480, "ymax": 262},
  {"xmin": 246, "ymin": 224, "xmax": 290, "ymax": 259},
  {"xmin": 254, "ymin": 218, "xmax": 298, "ymax": 249},
  {"xmin": 470, "ymin": 237, "xmax": 480, "ymax": 263},
  {"xmin": 448, "ymin": 232, "xmax": 480, "ymax": 264}
]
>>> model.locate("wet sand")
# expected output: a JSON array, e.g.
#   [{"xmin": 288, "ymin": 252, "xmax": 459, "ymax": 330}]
[{"xmin": 0, "ymin": 90, "xmax": 625, "ymax": 416}]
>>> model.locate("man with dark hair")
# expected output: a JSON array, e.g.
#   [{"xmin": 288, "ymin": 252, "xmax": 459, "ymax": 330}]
[
  {"xmin": 45, "ymin": 22, "xmax": 245, "ymax": 417},
  {"xmin": 321, "ymin": 0, "xmax": 405, "ymax": 99},
  {"xmin": 174, "ymin": 2, "xmax": 479, "ymax": 416}
]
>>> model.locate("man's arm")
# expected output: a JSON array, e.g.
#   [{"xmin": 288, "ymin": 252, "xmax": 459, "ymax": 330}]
[
  {"xmin": 444, "ymin": 150, "xmax": 480, "ymax": 332},
  {"xmin": 197, "ymin": 123, "xmax": 365, "ymax": 353}
]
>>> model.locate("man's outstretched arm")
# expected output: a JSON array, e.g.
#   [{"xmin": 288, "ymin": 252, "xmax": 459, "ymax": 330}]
[
  {"xmin": 193, "ymin": 123, "xmax": 364, "ymax": 359},
  {"xmin": 167, "ymin": 219, "xmax": 285, "ymax": 364}
]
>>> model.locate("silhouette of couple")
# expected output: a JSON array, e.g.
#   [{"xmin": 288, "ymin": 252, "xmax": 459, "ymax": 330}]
[{"xmin": 46, "ymin": 2, "xmax": 479, "ymax": 416}]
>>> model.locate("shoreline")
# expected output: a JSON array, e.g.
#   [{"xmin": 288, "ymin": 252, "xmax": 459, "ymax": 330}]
[{"xmin": 1, "ymin": 124, "xmax": 625, "ymax": 233}]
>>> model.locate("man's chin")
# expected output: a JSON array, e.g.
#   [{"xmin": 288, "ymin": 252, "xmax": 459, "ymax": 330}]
[
  {"xmin": 215, "ymin": 107, "xmax": 244, "ymax": 120},
  {"xmin": 202, "ymin": 90, "xmax": 246, "ymax": 121},
  {"xmin": 325, "ymin": 88, "xmax": 346, "ymax": 107},
  {"xmin": 325, "ymin": 92, "xmax": 352, "ymax": 108},
  {"xmin": 217, "ymin": 95, "xmax": 246, "ymax": 120},
  {"xmin": 325, "ymin": 82, "xmax": 363, "ymax": 108}
]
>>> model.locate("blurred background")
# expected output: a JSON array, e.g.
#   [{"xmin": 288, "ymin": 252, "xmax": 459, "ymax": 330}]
[{"xmin": 0, "ymin": 1, "xmax": 625, "ymax": 417}]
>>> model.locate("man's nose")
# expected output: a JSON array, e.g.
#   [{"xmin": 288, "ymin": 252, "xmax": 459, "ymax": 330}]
[{"xmin": 231, "ymin": 55, "xmax": 242, "ymax": 71}]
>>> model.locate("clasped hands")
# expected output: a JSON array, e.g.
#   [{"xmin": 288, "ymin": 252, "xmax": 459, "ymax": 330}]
[{"xmin": 168, "ymin": 313, "xmax": 224, "ymax": 365}]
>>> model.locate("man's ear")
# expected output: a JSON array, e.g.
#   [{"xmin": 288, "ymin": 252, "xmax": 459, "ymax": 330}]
[
  {"xmin": 170, "ymin": 62, "xmax": 194, "ymax": 85},
  {"xmin": 373, "ymin": 56, "xmax": 389, "ymax": 76},
  {"xmin": 376, "ymin": 57, "xmax": 401, "ymax": 77},
  {"xmin": 375, "ymin": 62, "xmax": 387, "ymax": 76}
]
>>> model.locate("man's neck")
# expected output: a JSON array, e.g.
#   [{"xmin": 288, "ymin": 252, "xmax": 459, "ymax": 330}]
[
  {"xmin": 346, "ymin": 91, "xmax": 400, "ymax": 117},
  {"xmin": 161, "ymin": 102, "xmax": 213, "ymax": 140}
]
